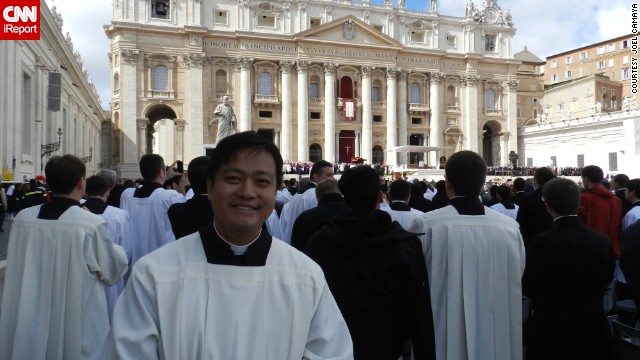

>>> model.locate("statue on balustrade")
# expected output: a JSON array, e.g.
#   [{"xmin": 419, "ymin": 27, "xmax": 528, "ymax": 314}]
[{"xmin": 209, "ymin": 96, "xmax": 237, "ymax": 145}]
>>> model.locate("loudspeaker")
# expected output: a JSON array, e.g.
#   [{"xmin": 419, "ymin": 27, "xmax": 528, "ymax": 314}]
[{"xmin": 47, "ymin": 72, "xmax": 61, "ymax": 112}]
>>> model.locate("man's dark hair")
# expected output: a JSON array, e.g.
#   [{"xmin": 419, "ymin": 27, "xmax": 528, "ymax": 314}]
[
  {"xmin": 139, "ymin": 154, "xmax": 165, "ymax": 181},
  {"xmin": 581, "ymin": 165, "xmax": 604, "ymax": 184},
  {"xmin": 187, "ymin": 156, "xmax": 210, "ymax": 194},
  {"xmin": 315, "ymin": 179, "xmax": 341, "ymax": 200},
  {"xmin": 289, "ymin": 178, "xmax": 297, "ymax": 187},
  {"xmin": 542, "ymin": 178, "xmax": 580, "ymax": 216},
  {"xmin": 338, "ymin": 165, "xmax": 379, "ymax": 210},
  {"xmin": 85, "ymin": 175, "xmax": 111, "ymax": 197},
  {"xmin": 613, "ymin": 174, "xmax": 630, "ymax": 188},
  {"xmin": 496, "ymin": 185, "xmax": 511, "ymax": 200},
  {"xmin": 435, "ymin": 180, "xmax": 446, "ymax": 192},
  {"xmin": 533, "ymin": 167, "xmax": 555, "ymax": 188},
  {"xmin": 44, "ymin": 155, "xmax": 86, "ymax": 195},
  {"xmin": 310, "ymin": 160, "xmax": 333, "ymax": 181},
  {"xmin": 627, "ymin": 178, "xmax": 640, "ymax": 196},
  {"xmin": 389, "ymin": 180, "xmax": 411, "ymax": 201},
  {"xmin": 163, "ymin": 175, "xmax": 182, "ymax": 189},
  {"xmin": 445, "ymin": 151, "xmax": 487, "ymax": 197},
  {"xmin": 206, "ymin": 131, "xmax": 283, "ymax": 187},
  {"xmin": 513, "ymin": 177, "xmax": 525, "ymax": 191}
]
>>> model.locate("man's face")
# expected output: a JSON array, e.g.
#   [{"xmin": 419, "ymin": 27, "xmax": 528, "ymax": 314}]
[
  {"xmin": 223, "ymin": 97, "xmax": 229, "ymax": 105},
  {"xmin": 313, "ymin": 166, "xmax": 334, "ymax": 184},
  {"xmin": 208, "ymin": 148, "xmax": 277, "ymax": 245}
]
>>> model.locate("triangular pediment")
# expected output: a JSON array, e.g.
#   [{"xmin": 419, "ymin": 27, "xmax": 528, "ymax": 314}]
[{"xmin": 295, "ymin": 15, "xmax": 402, "ymax": 49}]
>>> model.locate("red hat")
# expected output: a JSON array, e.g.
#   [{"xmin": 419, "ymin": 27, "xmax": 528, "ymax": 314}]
[{"xmin": 35, "ymin": 175, "xmax": 46, "ymax": 182}]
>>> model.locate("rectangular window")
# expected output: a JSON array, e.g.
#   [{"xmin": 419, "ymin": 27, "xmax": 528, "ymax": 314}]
[
  {"xmin": 577, "ymin": 154, "xmax": 584, "ymax": 168},
  {"xmin": 623, "ymin": 56, "xmax": 629, "ymax": 64},
  {"xmin": 310, "ymin": 82, "xmax": 319, "ymax": 98},
  {"xmin": 527, "ymin": 158, "xmax": 533, "ymax": 167},
  {"xmin": 214, "ymin": 10, "xmax": 228, "ymax": 25},
  {"xmin": 623, "ymin": 68, "xmax": 630, "ymax": 80},
  {"xmin": 310, "ymin": 18, "xmax": 321, "ymax": 29},
  {"xmin": 373, "ymin": 115, "xmax": 383, "ymax": 123},
  {"xmin": 597, "ymin": 61, "xmax": 605, "ymax": 70},
  {"xmin": 258, "ymin": 110, "xmax": 273, "ymax": 118},
  {"xmin": 310, "ymin": 111, "xmax": 321, "ymax": 120},
  {"xmin": 609, "ymin": 59, "xmax": 615, "ymax": 67},
  {"xmin": 609, "ymin": 152, "xmax": 618, "ymax": 171},
  {"xmin": 446, "ymin": 35, "xmax": 456, "ymax": 48},
  {"xmin": 410, "ymin": 31, "xmax": 425, "ymax": 43},
  {"xmin": 551, "ymin": 61, "xmax": 558, "ymax": 69},
  {"xmin": 539, "ymin": 65, "xmax": 545, "ymax": 74},
  {"xmin": 485, "ymin": 35, "xmax": 496, "ymax": 52},
  {"xmin": 565, "ymin": 70, "xmax": 572, "ymax": 79},
  {"xmin": 22, "ymin": 72, "xmax": 32, "ymax": 155},
  {"xmin": 597, "ymin": 46, "xmax": 605, "ymax": 55},
  {"xmin": 372, "ymin": 86, "xmax": 381, "ymax": 102},
  {"xmin": 550, "ymin": 156, "xmax": 557, "ymax": 167},
  {"xmin": 607, "ymin": 44, "xmax": 615, "ymax": 52},
  {"xmin": 551, "ymin": 74, "xmax": 558, "ymax": 83},
  {"xmin": 623, "ymin": 40, "xmax": 629, "ymax": 48},
  {"xmin": 258, "ymin": 15, "xmax": 275, "ymax": 27},
  {"xmin": 411, "ymin": 117, "xmax": 422, "ymax": 125},
  {"xmin": 565, "ymin": 56, "xmax": 572, "ymax": 64},
  {"xmin": 580, "ymin": 52, "xmax": 587, "ymax": 60}
]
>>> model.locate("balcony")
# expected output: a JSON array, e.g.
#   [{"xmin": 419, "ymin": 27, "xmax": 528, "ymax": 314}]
[
  {"xmin": 254, "ymin": 94, "xmax": 280, "ymax": 106},
  {"xmin": 446, "ymin": 105, "xmax": 461, "ymax": 113},
  {"xmin": 485, "ymin": 108, "xmax": 503, "ymax": 115},
  {"xmin": 408, "ymin": 103, "xmax": 429, "ymax": 113},
  {"xmin": 309, "ymin": 97, "xmax": 324, "ymax": 105},
  {"xmin": 372, "ymin": 101, "xmax": 386, "ymax": 107},
  {"xmin": 146, "ymin": 89, "xmax": 174, "ymax": 98}
]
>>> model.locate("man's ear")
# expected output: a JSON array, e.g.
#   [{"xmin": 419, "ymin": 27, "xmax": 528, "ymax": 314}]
[{"xmin": 77, "ymin": 177, "xmax": 86, "ymax": 192}]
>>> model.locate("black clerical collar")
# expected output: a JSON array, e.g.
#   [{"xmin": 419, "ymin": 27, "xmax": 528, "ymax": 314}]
[
  {"xmin": 449, "ymin": 196, "xmax": 485, "ymax": 216},
  {"xmin": 38, "ymin": 197, "xmax": 80, "ymax": 220},
  {"xmin": 134, "ymin": 180, "xmax": 163, "ymax": 198},
  {"xmin": 198, "ymin": 223, "xmax": 272, "ymax": 266},
  {"xmin": 83, "ymin": 198, "xmax": 108, "ymax": 215},
  {"xmin": 390, "ymin": 201, "xmax": 411, "ymax": 212}
]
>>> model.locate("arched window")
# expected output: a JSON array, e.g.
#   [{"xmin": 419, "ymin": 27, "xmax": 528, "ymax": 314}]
[
  {"xmin": 410, "ymin": 82, "xmax": 421, "ymax": 103},
  {"xmin": 372, "ymin": 80, "xmax": 382, "ymax": 102},
  {"xmin": 113, "ymin": 73, "xmax": 120, "ymax": 91},
  {"xmin": 215, "ymin": 70, "xmax": 227, "ymax": 94},
  {"xmin": 258, "ymin": 72, "xmax": 272, "ymax": 95},
  {"xmin": 485, "ymin": 89, "xmax": 496, "ymax": 109},
  {"xmin": 372, "ymin": 145, "xmax": 384, "ymax": 165},
  {"xmin": 153, "ymin": 65, "xmax": 168, "ymax": 90}
]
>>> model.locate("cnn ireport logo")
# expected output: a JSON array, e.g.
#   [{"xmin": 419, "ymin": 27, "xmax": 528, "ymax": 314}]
[{"xmin": 1, "ymin": 0, "xmax": 40, "ymax": 40}]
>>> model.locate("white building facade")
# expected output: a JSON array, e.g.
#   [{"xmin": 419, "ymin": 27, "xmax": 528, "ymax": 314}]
[
  {"xmin": 0, "ymin": 1, "xmax": 106, "ymax": 181},
  {"xmin": 106, "ymin": 0, "xmax": 521, "ymax": 178}
]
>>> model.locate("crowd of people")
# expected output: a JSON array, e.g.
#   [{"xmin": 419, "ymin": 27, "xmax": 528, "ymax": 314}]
[{"xmin": 0, "ymin": 130, "xmax": 639, "ymax": 359}]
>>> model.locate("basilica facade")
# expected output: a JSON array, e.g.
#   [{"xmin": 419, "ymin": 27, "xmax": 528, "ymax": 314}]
[{"xmin": 106, "ymin": 0, "xmax": 521, "ymax": 177}]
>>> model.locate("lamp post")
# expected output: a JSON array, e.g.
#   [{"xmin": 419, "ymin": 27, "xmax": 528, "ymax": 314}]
[
  {"xmin": 41, "ymin": 128, "xmax": 63, "ymax": 171},
  {"xmin": 81, "ymin": 147, "xmax": 93, "ymax": 164}
]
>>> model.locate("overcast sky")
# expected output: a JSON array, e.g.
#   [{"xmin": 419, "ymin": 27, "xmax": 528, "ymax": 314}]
[{"xmin": 44, "ymin": 0, "xmax": 631, "ymax": 110}]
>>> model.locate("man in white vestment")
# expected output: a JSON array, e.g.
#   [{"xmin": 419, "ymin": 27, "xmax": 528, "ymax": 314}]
[
  {"xmin": 623, "ymin": 178, "xmax": 640, "ymax": 229},
  {"xmin": 120, "ymin": 154, "xmax": 186, "ymax": 267},
  {"xmin": 409, "ymin": 151, "xmax": 526, "ymax": 360},
  {"xmin": 104, "ymin": 131, "xmax": 353, "ymax": 360},
  {"xmin": 381, "ymin": 179, "xmax": 424, "ymax": 230},
  {"xmin": 0, "ymin": 155, "xmax": 128, "ymax": 360},
  {"xmin": 84, "ymin": 175, "xmax": 133, "ymax": 322},
  {"xmin": 490, "ymin": 184, "xmax": 519, "ymax": 220}
]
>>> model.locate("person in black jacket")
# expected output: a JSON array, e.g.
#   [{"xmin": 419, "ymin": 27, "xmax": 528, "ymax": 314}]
[
  {"xmin": 516, "ymin": 167, "xmax": 555, "ymax": 249},
  {"xmin": 168, "ymin": 156, "xmax": 214, "ymax": 239},
  {"xmin": 522, "ymin": 177, "xmax": 615, "ymax": 360},
  {"xmin": 510, "ymin": 177, "xmax": 527, "ymax": 206},
  {"xmin": 621, "ymin": 220, "xmax": 640, "ymax": 312},
  {"xmin": 305, "ymin": 165, "xmax": 436, "ymax": 360}
]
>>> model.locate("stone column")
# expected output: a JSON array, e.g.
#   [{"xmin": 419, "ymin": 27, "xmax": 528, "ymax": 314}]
[
  {"xmin": 120, "ymin": 49, "xmax": 140, "ymax": 176},
  {"xmin": 335, "ymin": 131, "xmax": 340, "ymax": 162},
  {"xmin": 297, "ymin": 61, "xmax": 310, "ymax": 161},
  {"xmin": 504, "ymin": 80, "xmax": 519, "ymax": 164},
  {"xmin": 175, "ymin": 119, "xmax": 186, "ymax": 160},
  {"xmin": 238, "ymin": 57, "xmax": 253, "ymax": 132},
  {"xmin": 386, "ymin": 67, "xmax": 398, "ymax": 168},
  {"xmin": 355, "ymin": 130, "xmax": 361, "ymax": 158},
  {"xmin": 361, "ymin": 65, "xmax": 374, "ymax": 165},
  {"xmin": 500, "ymin": 133, "xmax": 509, "ymax": 165},
  {"xmin": 397, "ymin": 69, "xmax": 410, "ymax": 165},
  {"xmin": 463, "ymin": 74, "xmax": 480, "ymax": 152},
  {"xmin": 136, "ymin": 118, "xmax": 149, "ymax": 160},
  {"xmin": 429, "ymin": 72, "xmax": 444, "ymax": 165},
  {"xmin": 182, "ymin": 52, "xmax": 207, "ymax": 160},
  {"xmin": 274, "ymin": 129, "xmax": 280, "ymax": 149},
  {"xmin": 280, "ymin": 61, "xmax": 294, "ymax": 161},
  {"xmin": 324, "ymin": 63, "xmax": 338, "ymax": 163}
]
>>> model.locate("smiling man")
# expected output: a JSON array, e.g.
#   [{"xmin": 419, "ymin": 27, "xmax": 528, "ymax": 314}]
[{"xmin": 104, "ymin": 131, "xmax": 353, "ymax": 359}]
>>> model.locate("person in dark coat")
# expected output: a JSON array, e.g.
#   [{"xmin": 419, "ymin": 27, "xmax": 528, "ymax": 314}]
[
  {"xmin": 510, "ymin": 177, "xmax": 527, "ymax": 206},
  {"xmin": 522, "ymin": 178, "xmax": 615, "ymax": 360},
  {"xmin": 431, "ymin": 180, "xmax": 449, "ymax": 209},
  {"xmin": 290, "ymin": 179, "xmax": 350, "ymax": 251},
  {"xmin": 305, "ymin": 166, "xmax": 436, "ymax": 360},
  {"xmin": 167, "ymin": 156, "xmax": 214, "ymax": 239},
  {"xmin": 408, "ymin": 183, "xmax": 433, "ymax": 213},
  {"xmin": 516, "ymin": 167, "xmax": 555, "ymax": 249},
  {"xmin": 612, "ymin": 173, "xmax": 632, "ymax": 215},
  {"xmin": 620, "ymin": 220, "xmax": 640, "ymax": 312}
]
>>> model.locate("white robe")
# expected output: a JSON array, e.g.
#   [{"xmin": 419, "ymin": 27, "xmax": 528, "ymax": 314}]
[
  {"xmin": 120, "ymin": 187, "xmax": 186, "ymax": 266},
  {"xmin": 381, "ymin": 206, "xmax": 424, "ymax": 230},
  {"xmin": 623, "ymin": 205, "xmax": 640, "ymax": 229},
  {"xmin": 489, "ymin": 202, "xmax": 519, "ymax": 220},
  {"xmin": 279, "ymin": 189, "xmax": 318, "ymax": 244},
  {"xmin": 100, "ymin": 205, "xmax": 133, "ymax": 322},
  {"xmin": 0, "ymin": 205, "xmax": 128, "ymax": 360},
  {"xmin": 103, "ymin": 234, "xmax": 353, "ymax": 360},
  {"xmin": 409, "ymin": 205, "xmax": 526, "ymax": 360},
  {"xmin": 265, "ymin": 208, "xmax": 282, "ymax": 240}
]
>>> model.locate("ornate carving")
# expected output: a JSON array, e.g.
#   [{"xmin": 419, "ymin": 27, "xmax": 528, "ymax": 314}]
[
  {"xmin": 361, "ymin": 65, "xmax": 375, "ymax": 77},
  {"xmin": 325, "ymin": 6, "xmax": 332, "ymax": 14},
  {"xmin": 324, "ymin": 62, "xmax": 338, "ymax": 75},
  {"xmin": 280, "ymin": 60, "xmax": 295, "ymax": 73},
  {"xmin": 464, "ymin": 24, "xmax": 476, "ymax": 32},
  {"xmin": 429, "ymin": 72, "xmax": 445, "ymax": 85},
  {"xmin": 363, "ymin": 10, "xmax": 370, "ymax": 23},
  {"xmin": 373, "ymin": 132, "xmax": 383, "ymax": 138},
  {"xmin": 51, "ymin": 6, "xmax": 63, "ymax": 30},
  {"xmin": 298, "ymin": 2, "xmax": 306, "ymax": 11},
  {"xmin": 399, "ymin": 69, "xmax": 412, "ymax": 78},
  {"xmin": 235, "ymin": 57, "xmax": 254, "ymax": 70},
  {"xmin": 386, "ymin": 67, "xmax": 399, "ymax": 80},
  {"xmin": 136, "ymin": 119, "xmax": 149, "ymax": 130},
  {"xmin": 462, "ymin": 74, "xmax": 480, "ymax": 87},
  {"xmin": 343, "ymin": 20, "xmax": 355, "ymax": 40},
  {"xmin": 310, "ymin": 129, "xmax": 321, "ymax": 136},
  {"xmin": 387, "ymin": 13, "xmax": 394, "ymax": 21},
  {"xmin": 182, "ymin": 52, "xmax": 208, "ymax": 67},
  {"xmin": 504, "ymin": 80, "xmax": 518, "ymax": 91},
  {"xmin": 296, "ymin": 60, "xmax": 310, "ymax": 73},
  {"xmin": 120, "ymin": 49, "xmax": 139, "ymax": 64},
  {"xmin": 107, "ymin": 52, "xmax": 113, "ymax": 67}
]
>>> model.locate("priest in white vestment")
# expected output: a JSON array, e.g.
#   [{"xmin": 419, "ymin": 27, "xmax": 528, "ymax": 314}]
[
  {"xmin": 381, "ymin": 179, "xmax": 424, "ymax": 230},
  {"xmin": 409, "ymin": 151, "xmax": 526, "ymax": 360},
  {"xmin": 120, "ymin": 155, "xmax": 186, "ymax": 267},
  {"xmin": 0, "ymin": 155, "xmax": 128, "ymax": 360},
  {"xmin": 104, "ymin": 132, "xmax": 353, "ymax": 360}
]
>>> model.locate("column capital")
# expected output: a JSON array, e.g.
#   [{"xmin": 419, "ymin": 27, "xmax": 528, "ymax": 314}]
[
  {"xmin": 174, "ymin": 119, "xmax": 186, "ymax": 131},
  {"xmin": 324, "ymin": 62, "xmax": 339, "ymax": 74},
  {"xmin": 462, "ymin": 74, "xmax": 480, "ymax": 87},
  {"xmin": 296, "ymin": 60, "xmax": 310, "ymax": 73},
  {"xmin": 136, "ymin": 118, "xmax": 150, "ymax": 130},
  {"xmin": 182, "ymin": 52, "xmax": 208, "ymax": 68},
  {"xmin": 361, "ymin": 65, "xmax": 375, "ymax": 77},
  {"xmin": 120, "ymin": 49, "xmax": 140, "ymax": 64},
  {"xmin": 429, "ymin": 72, "xmax": 445, "ymax": 85},
  {"xmin": 399, "ymin": 69, "xmax": 412, "ymax": 78},
  {"xmin": 235, "ymin": 57, "xmax": 254, "ymax": 70},
  {"xmin": 280, "ymin": 60, "xmax": 296, "ymax": 73},
  {"xmin": 386, "ymin": 67, "xmax": 399, "ymax": 80},
  {"xmin": 503, "ymin": 80, "xmax": 519, "ymax": 91}
]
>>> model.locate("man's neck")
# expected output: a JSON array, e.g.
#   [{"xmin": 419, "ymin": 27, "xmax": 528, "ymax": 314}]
[{"xmin": 53, "ymin": 193, "xmax": 81, "ymax": 202}]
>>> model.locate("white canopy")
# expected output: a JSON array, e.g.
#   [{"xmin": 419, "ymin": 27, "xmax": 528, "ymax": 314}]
[{"xmin": 385, "ymin": 145, "xmax": 450, "ymax": 153}]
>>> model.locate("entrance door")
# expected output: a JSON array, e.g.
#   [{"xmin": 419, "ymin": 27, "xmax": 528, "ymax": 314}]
[
  {"xmin": 409, "ymin": 134, "xmax": 424, "ymax": 164},
  {"xmin": 482, "ymin": 124, "xmax": 494, "ymax": 166},
  {"xmin": 340, "ymin": 76, "xmax": 354, "ymax": 98},
  {"xmin": 338, "ymin": 130, "xmax": 355, "ymax": 163}
]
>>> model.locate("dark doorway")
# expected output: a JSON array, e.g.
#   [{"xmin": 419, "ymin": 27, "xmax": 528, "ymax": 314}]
[
  {"xmin": 340, "ymin": 76, "xmax": 354, "ymax": 99},
  {"xmin": 372, "ymin": 145, "xmax": 384, "ymax": 165},
  {"xmin": 309, "ymin": 144, "xmax": 322, "ymax": 163},
  {"xmin": 338, "ymin": 130, "xmax": 355, "ymax": 163},
  {"xmin": 409, "ymin": 134, "xmax": 425, "ymax": 164},
  {"xmin": 482, "ymin": 122, "xmax": 501, "ymax": 166}
]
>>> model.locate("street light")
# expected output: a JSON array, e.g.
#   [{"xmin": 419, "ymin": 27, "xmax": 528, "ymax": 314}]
[
  {"xmin": 41, "ymin": 128, "xmax": 63, "ymax": 171},
  {"xmin": 81, "ymin": 147, "xmax": 93, "ymax": 164}
]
